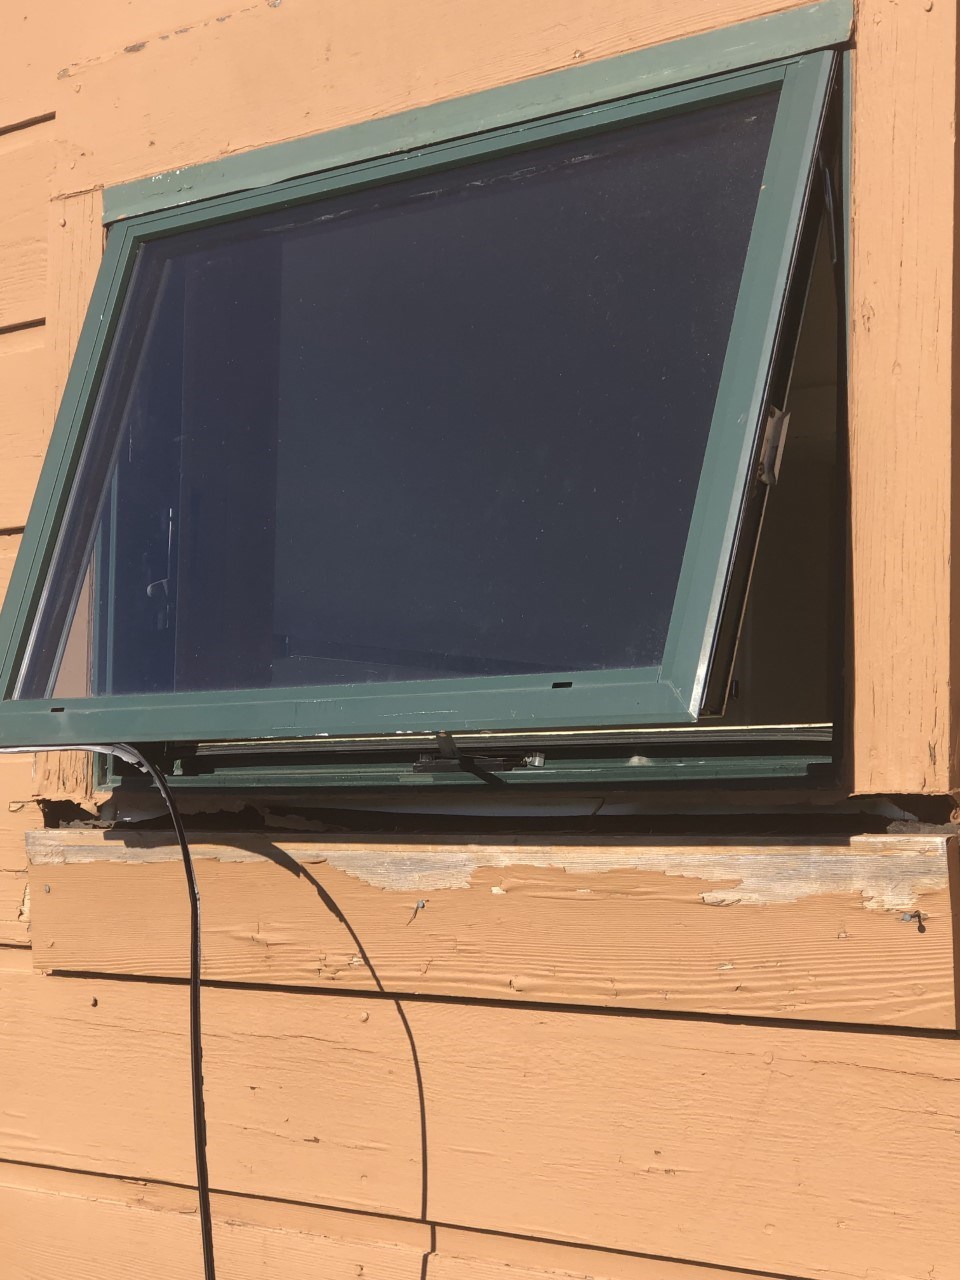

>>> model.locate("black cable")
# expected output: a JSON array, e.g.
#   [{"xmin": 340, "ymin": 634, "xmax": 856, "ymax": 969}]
[
  {"xmin": 0, "ymin": 740, "xmax": 220, "ymax": 1277},
  {"xmin": 233, "ymin": 841, "xmax": 435, "ymax": 1275},
  {"xmin": 115, "ymin": 745, "xmax": 217, "ymax": 1280}
]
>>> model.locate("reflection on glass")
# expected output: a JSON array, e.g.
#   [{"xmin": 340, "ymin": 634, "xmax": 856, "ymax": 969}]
[{"xmin": 19, "ymin": 88, "xmax": 779, "ymax": 699}]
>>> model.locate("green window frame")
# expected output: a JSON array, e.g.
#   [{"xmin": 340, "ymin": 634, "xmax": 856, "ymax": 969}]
[{"xmin": 0, "ymin": 17, "xmax": 843, "ymax": 754}]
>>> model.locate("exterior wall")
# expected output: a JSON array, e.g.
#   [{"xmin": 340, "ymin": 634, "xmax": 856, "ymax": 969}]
[{"xmin": 2, "ymin": 3, "xmax": 960, "ymax": 1279}]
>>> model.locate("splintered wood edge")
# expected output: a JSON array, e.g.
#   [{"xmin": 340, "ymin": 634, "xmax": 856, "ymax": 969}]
[{"xmin": 25, "ymin": 829, "xmax": 955, "ymax": 911}]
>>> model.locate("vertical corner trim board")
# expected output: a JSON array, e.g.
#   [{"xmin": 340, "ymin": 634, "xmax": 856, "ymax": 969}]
[
  {"xmin": 1, "ymin": 968, "xmax": 958, "ymax": 1280},
  {"xmin": 849, "ymin": 0, "xmax": 960, "ymax": 791},
  {"xmin": 25, "ymin": 829, "xmax": 958, "ymax": 1028}
]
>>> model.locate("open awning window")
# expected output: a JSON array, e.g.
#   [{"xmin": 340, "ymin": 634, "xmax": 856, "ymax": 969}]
[{"xmin": 0, "ymin": 51, "xmax": 838, "ymax": 749}]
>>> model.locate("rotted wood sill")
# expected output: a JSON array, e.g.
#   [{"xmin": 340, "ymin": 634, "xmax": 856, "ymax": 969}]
[{"xmin": 23, "ymin": 829, "xmax": 959, "ymax": 1031}]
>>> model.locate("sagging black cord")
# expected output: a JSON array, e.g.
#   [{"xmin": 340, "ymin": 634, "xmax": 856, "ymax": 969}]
[
  {"xmin": 241, "ymin": 840, "xmax": 435, "ymax": 1273},
  {"xmin": 116, "ymin": 745, "xmax": 218, "ymax": 1280},
  {"xmin": 8, "ymin": 744, "xmax": 438, "ymax": 1279},
  {"xmin": 0, "ymin": 741, "xmax": 218, "ymax": 1278}
]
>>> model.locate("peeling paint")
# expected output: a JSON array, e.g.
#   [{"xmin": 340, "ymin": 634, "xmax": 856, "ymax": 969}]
[{"xmin": 27, "ymin": 832, "xmax": 952, "ymax": 912}]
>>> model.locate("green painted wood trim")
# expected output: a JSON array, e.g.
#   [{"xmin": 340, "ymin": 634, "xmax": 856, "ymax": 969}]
[
  {"xmin": 660, "ymin": 50, "xmax": 836, "ymax": 712},
  {"xmin": 102, "ymin": 0, "xmax": 852, "ymax": 224},
  {"xmin": 0, "ymin": 223, "xmax": 136, "ymax": 691}
]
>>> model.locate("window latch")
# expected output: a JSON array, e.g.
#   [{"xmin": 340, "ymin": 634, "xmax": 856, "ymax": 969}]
[
  {"xmin": 413, "ymin": 730, "xmax": 544, "ymax": 784},
  {"xmin": 758, "ymin": 405, "xmax": 790, "ymax": 487}
]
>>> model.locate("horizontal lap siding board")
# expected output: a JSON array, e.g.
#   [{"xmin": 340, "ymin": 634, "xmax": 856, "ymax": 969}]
[
  {"xmin": 0, "ymin": 122, "xmax": 50, "ymax": 330},
  {"xmin": 1, "ymin": 968, "xmax": 958, "ymax": 1280},
  {"xmin": 26, "ymin": 830, "xmax": 958, "ymax": 1028},
  {"xmin": 0, "ymin": 1167, "xmax": 785, "ymax": 1280},
  {"xmin": 0, "ymin": 870, "xmax": 28, "ymax": 947},
  {"xmin": 0, "ymin": 326, "xmax": 51, "ymax": 529},
  {"xmin": 0, "ymin": 971, "xmax": 424, "ymax": 1216},
  {"xmin": 0, "ymin": 754, "xmax": 40, "ymax": 876},
  {"xmin": 0, "ymin": 1165, "xmax": 429, "ymax": 1280},
  {"xmin": 52, "ymin": 0, "xmax": 825, "ymax": 198}
]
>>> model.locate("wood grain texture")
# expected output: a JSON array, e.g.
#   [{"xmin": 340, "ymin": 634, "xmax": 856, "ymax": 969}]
[
  {"xmin": 0, "ymin": 0, "xmax": 248, "ymax": 128},
  {"xmin": 0, "ymin": 122, "xmax": 51, "ymax": 330},
  {"xmin": 0, "ymin": 534, "xmax": 19, "ymax": 598},
  {"xmin": 408, "ymin": 1000, "xmax": 960, "ymax": 1280},
  {"xmin": 0, "ymin": 538, "xmax": 35, "ymax": 871},
  {"xmin": 0, "ymin": 753, "xmax": 40, "ymax": 874},
  {"xmin": 0, "ymin": 970, "xmax": 424, "ymax": 1216},
  {"xmin": 51, "ymin": 0, "xmax": 815, "ymax": 197},
  {"xmin": 0, "ymin": 870, "xmax": 28, "ymax": 945},
  {"xmin": 2, "ymin": 969, "xmax": 959, "ymax": 1280},
  {"xmin": 433, "ymin": 1227, "xmax": 787, "ymax": 1280},
  {"xmin": 0, "ymin": 1164, "xmax": 785, "ymax": 1280},
  {"xmin": 0, "ymin": 326, "xmax": 51, "ymax": 529},
  {"xmin": 26, "ymin": 830, "xmax": 958, "ymax": 1028},
  {"xmin": 848, "ymin": 0, "xmax": 959, "ymax": 791},
  {"xmin": 0, "ymin": 536, "xmax": 40, "ymax": 868},
  {"xmin": 45, "ymin": 189, "xmax": 102, "ymax": 408},
  {"xmin": 0, "ymin": 944, "xmax": 32, "ymax": 970},
  {"xmin": 0, "ymin": 1164, "xmax": 429, "ymax": 1280},
  {"xmin": 30, "ymin": 190, "xmax": 105, "ymax": 814}
]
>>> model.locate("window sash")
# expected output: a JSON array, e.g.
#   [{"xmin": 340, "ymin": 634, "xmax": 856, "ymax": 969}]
[{"xmin": 0, "ymin": 50, "xmax": 836, "ymax": 749}]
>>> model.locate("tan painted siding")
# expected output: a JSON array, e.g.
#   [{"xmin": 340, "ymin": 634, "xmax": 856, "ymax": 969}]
[
  {"xmin": 27, "ymin": 830, "xmax": 959, "ymax": 1029},
  {"xmin": 0, "ymin": 541, "xmax": 42, "ymax": 898},
  {"xmin": 1, "ymin": 1165, "xmax": 784, "ymax": 1280},
  {"xmin": 2, "ymin": 965, "xmax": 959, "ymax": 1280},
  {"xmin": 849, "ymin": 0, "xmax": 960, "ymax": 791},
  {"xmin": 2, "ymin": 4, "xmax": 960, "ymax": 1280},
  {"xmin": 0, "ymin": 0, "xmax": 955, "ymax": 792}
]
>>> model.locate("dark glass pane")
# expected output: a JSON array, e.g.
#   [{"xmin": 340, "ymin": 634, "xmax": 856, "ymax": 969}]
[{"xmin": 20, "ymin": 87, "xmax": 779, "ymax": 699}]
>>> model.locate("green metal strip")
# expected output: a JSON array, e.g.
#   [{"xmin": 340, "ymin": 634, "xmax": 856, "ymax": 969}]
[
  {"xmin": 102, "ymin": 0, "xmax": 852, "ymax": 224},
  {"xmin": 158, "ymin": 752, "xmax": 832, "ymax": 792}
]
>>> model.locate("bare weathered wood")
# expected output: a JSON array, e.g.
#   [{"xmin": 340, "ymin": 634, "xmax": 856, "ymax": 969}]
[
  {"xmin": 1, "ymin": 969, "xmax": 958, "ymax": 1280},
  {"xmin": 26, "ymin": 830, "xmax": 958, "ymax": 1027}
]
